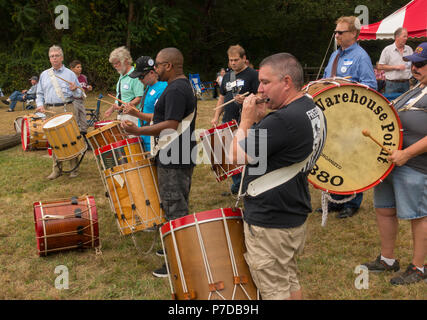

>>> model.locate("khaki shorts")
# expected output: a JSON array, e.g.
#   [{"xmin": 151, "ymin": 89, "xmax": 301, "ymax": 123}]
[{"xmin": 243, "ymin": 221, "xmax": 307, "ymax": 300}]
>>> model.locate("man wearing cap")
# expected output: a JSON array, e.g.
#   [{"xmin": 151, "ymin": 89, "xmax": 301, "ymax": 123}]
[
  {"xmin": 36, "ymin": 45, "xmax": 84, "ymax": 180},
  {"xmin": 122, "ymin": 48, "xmax": 197, "ymax": 278},
  {"xmin": 2, "ymin": 76, "xmax": 39, "ymax": 112},
  {"xmin": 122, "ymin": 56, "xmax": 168, "ymax": 151},
  {"xmin": 103, "ymin": 46, "xmax": 144, "ymax": 125},
  {"xmin": 362, "ymin": 42, "xmax": 427, "ymax": 285},
  {"xmin": 377, "ymin": 27, "xmax": 413, "ymax": 95}
]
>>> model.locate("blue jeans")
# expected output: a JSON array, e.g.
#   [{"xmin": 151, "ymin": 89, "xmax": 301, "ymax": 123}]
[
  {"xmin": 330, "ymin": 192, "xmax": 363, "ymax": 210},
  {"xmin": 8, "ymin": 91, "xmax": 24, "ymax": 110},
  {"xmin": 385, "ymin": 80, "xmax": 409, "ymax": 95},
  {"xmin": 374, "ymin": 165, "xmax": 427, "ymax": 220}
]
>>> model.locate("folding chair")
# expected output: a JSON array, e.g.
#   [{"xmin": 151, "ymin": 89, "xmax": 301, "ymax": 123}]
[
  {"xmin": 86, "ymin": 93, "xmax": 103, "ymax": 127},
  {"xmin": 189, "ymin": 73, "xmax": 204, "ymax": 99}
]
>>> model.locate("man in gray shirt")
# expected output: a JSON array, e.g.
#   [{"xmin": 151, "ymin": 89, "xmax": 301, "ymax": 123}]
[{"xmin": 362, "ymin": 42, "xmax": 427, "ymax": 285}]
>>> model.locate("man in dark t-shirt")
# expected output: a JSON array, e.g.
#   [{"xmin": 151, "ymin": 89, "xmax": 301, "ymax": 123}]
[
  {"xmin": 122, "ymin": 47, "xmax": 197, "ymax": 278},
  {"xmin": 211, "ymin": 45, "xmax": 259, "ymax": 195},
  {"xmin": 229, "ymin": 53, "xmax": 326, "ymax": 300}
]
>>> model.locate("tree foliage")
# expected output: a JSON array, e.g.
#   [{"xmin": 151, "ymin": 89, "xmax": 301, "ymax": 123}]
[{"xmin": 0, "ymin": 0, "xmax": 417, "ymax": 92}]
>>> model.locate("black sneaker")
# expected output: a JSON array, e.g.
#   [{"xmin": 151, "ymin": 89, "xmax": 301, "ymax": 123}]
[
  {"xmin": 152, "ymin": 264, "xmax": 168, "ymax": 278},
  {"xmin": 362, "ymin": 255, "xmax": 400, "ymax": 273},
  {"xmin": 390, "ymin": 263, "xmax": 426, "ymax": 285},
  {"xmin": 2, "ymin": 99, "xmax": 10, "ymax": 105},
  {"xmin": 156, "ymin": 249, "xmax": 164, "ymax": 257}
]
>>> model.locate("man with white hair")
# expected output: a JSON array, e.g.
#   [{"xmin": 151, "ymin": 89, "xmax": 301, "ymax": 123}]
[
  {"xmin": 36, "ymin": 45, "xmax": 84, "ymax": 180},
  {"xmin": 104, "ymin": 46, "xmax": 144, "ymax": 125}
]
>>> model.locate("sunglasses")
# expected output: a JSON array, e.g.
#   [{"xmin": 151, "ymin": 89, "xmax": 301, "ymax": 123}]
[
  {"xmin": 138, "ymin": 72, "xmax": 150, "ymax": 80},
  {"xmin": 413, "ymin": 60, "xmax": 427, "ymax": 68},
  {"xmin": 334, "ymin": 30, "xmax": 351, "ymax": 35}
]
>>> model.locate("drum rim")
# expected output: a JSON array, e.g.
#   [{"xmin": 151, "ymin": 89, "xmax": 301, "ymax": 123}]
[
  {"xmin": 306, "ymin": 82, "xmax": 404, "ymax": 195},
  {"xmin": 42, "ymin": 112, "xmax": 74, "ymax": 130},
  {"xmin": 86, "ymin": 120, "xmax": 121, "ymax": 139},
  {"xmin": 33, "ymin": 196, "xmax": 99, "ymax": 256},
  {"xmin": 160, "ymin": 207, "xmax": 243, "ymax": 237},
  {"xmin": 94, "ymin": 136, "xmax": 141, "ymax": 156},
  {"xmin": 21, "ymin": 117, "xmax": 30, "ymax": 150},
  {"xmin": 200, "ymin": 119, "xmax": 238, "ymax": 138}
]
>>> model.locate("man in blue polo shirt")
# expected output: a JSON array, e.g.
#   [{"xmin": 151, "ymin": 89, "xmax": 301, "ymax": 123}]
[
  {"xmin": 322, "ymin": 16, "xmax": 377, "ymax": 219},
  {"xmin": 123, "ymin": 56, "xmax": 167, "ymax": 151}
]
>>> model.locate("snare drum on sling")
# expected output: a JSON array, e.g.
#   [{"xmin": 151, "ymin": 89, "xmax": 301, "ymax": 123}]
[
  {"xmin": 33, "ymin": 196, "xmax": 100, "ymax": 256},
  {"xmin": 86, "ymin": 121, "xmax": 127, "ymax": 151},
  {"xmin": 199, "ymin": 120, "xmax": 244, "ymax": 182},
  {"xmin": 303, "ymin": 78, "xmax": 403, "ymax": 194},
  {"xmin": 20, "ymin": 113, "xmax": 49, "ymax": 151},
  {"xmin": 160, "ymin": 208, "xmax": 258, "ymax": 300},
  {"xmin": 94, "ymin": 137, "xmax": 147, "ymax": 171},
  {"xmin": 42, "ymin": 113, "xmax": 87, "ymax": 161},
  {"xmin": 103, "ymin": 159, "xmax": 164, "ymax": 235}
]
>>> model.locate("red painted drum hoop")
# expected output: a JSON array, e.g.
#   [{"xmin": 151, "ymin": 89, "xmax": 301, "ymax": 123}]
[{"xmin": 306, "ymin": 82, "xmax": 403, "ymax": 195}]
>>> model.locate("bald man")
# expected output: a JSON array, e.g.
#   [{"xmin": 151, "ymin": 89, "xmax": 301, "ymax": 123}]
[{"xmin": 122, "ymin": 48, "xmax": 197, "ymax": 278}]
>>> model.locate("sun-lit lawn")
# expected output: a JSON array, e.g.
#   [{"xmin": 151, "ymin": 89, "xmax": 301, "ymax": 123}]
[{"xmin": 0, "ymin": 92, "xmax": 425, "ymax": 300}]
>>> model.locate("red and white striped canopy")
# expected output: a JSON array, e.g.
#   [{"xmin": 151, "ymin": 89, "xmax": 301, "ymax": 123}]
[{"xmin": 358, "ymin": 0, "xmax": 427, "ymax": 40}]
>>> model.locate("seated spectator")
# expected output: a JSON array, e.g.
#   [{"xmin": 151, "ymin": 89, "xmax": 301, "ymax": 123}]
[{"xmin": 2, "ymin": 76, "xmax": 39, "ymax": 112}]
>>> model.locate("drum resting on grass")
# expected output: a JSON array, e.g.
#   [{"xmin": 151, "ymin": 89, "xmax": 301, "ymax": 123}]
[{"xmin": 304, "ymin": 78, "xmax": 402, "ymax": 195}]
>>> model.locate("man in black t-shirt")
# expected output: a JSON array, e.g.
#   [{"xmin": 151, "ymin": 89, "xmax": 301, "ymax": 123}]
[
  {"xmin": 229, "ymin": 53, "xmax": 326, "ymax": 300},
  {"xmin": 122, "ymin": 47, "xmax": 197, "ymax": 278},
  {"xmin": 211, "ymin": 44, "xmax": 259, "ymax": 195}
]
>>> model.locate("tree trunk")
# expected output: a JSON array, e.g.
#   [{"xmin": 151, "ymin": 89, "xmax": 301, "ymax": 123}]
[{"xmin": 126, "ymin": 0, "xmax": 134, "ymax": 49}]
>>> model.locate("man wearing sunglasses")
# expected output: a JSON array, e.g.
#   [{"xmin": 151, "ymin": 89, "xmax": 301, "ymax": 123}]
[
  {"xmin": 321, "ymin": 16, "xmax": 377, "ymax": 219},
  {"xmin": 362, "ymin": 42, "xmax": 427, "ymax": 285},
  {"xmin": 378, "ymin": 28, "xmax": 413, "ymax": 95}
]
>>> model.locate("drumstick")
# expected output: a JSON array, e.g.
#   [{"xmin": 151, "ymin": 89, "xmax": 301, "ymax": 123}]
[
  {"xmin": 213, "ymin": 92, "xmax": 250, "ymax": 110},
  {"xmin": 107, "ymin": 94, "xmax": 139, "ymax": 113},
  {"xmin": 362, "ymin": 129, "xmax": 392, "ymax": 155},
  {"xmin": 97, "ymin": 98, "xmax": 115, "ymax": 106},
  {"xmin": 55, "ymin": 75, "xmax": 87, "ymax": 98}
]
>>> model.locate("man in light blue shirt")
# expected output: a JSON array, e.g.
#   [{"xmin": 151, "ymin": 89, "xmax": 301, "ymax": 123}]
[
  {"xmin": 125, "ymin": 56, "xmax": 167, "ymax": 151},
  {"xmin": 322, "ymin": 16, "xmax": 377, "ymax": 219},
  {"xmin": 324, "ymin": 17, "xmax": 377, "ymax": 90},
  {"xmin": 36, "ymin": 45, "xmax": 84, "ymax": 180}
]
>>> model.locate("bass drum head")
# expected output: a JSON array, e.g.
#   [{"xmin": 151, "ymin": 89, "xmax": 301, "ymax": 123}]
[
  {"xmin": 304, "ymin": 80, "xmax": 402, "ymax": 194},
  {"xmin": 21, "ymin": 118, "xmax": 29, "ymax": 150}
]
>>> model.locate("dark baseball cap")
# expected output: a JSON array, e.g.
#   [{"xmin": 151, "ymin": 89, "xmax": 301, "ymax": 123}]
[
  {"xmin": 129, "ymin": 56, "xmax": 155, "ymax": 78},
  {"xmin": 403, "ymin": 42, "xmax": 427, "ymax": 63},
  {"xmin": 29, "ymin": 76, "xmax": 38, "ymax": 81}
]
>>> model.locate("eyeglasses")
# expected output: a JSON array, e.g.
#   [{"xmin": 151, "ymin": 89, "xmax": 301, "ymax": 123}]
[
  {"xmin": 413, "ymin": 60, "xmax": 427, "ymax": 68},
  {"xmin": 334, "ymin": 30, "xmax": 351, "ymax": 35},
  {"xmin": 49, "ymin": 54, "xmax": 62, "ymax": 58},
  {"xmin": 154, "ymin": 61, "xmax": 169, "ymax": 67}
]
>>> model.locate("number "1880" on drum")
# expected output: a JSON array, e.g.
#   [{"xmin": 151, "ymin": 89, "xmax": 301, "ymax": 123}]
[{"xmin": 309, "ymin": 164, "xmax": 344, "ymax": 186}]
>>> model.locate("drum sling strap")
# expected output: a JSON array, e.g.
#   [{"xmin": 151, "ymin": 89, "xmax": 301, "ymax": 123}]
[
  {"xmin": 240, "ymin": 105, "xmax": 326, "ymax": 198},
  {"xmin": 150, "ymin": 79, "xmax": 197, "ymax": 157},
  {"xmin": 48, "ymin": 68, "xmax": 67, "ymax": 110}
]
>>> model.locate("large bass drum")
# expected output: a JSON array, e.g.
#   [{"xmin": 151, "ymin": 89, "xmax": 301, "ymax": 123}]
[{"xmin": 303, "ymin": 78, "xmax": 402, "ymax": 194}]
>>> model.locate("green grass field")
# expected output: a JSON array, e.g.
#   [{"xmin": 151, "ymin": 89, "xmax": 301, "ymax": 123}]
[{"xmin": 0, "ymin": 92, "xmax": 425, "ymax": 300}]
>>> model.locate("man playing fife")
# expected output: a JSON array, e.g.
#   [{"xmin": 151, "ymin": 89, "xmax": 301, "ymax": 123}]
[{"xmin": 229, "ymin": 53, "xmax": 325, "ymax": 300}]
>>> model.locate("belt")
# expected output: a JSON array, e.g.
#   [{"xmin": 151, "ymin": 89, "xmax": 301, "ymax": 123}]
[
  {"xmin": 387, "ymin": 79, "xmax": 409, "ymax": 83},
  {"xmin": 45, "ymin": 101, "xmax": 73, "ymax": 107}
]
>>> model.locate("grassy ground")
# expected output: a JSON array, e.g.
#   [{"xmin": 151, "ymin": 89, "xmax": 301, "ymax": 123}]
[{"xmin": 0, "ymin": 92, "xmax": 425, "ymax": 300}]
